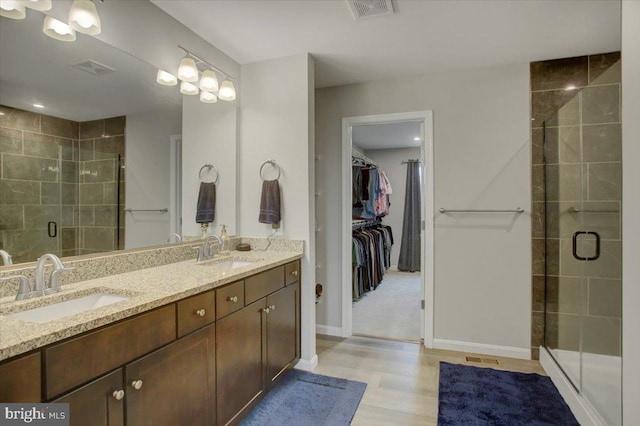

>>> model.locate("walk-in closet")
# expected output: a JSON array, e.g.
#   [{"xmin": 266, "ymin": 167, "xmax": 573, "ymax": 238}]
[{"xmin": 350, "ymin": 120, "xmax": 423, "ymax": 342}]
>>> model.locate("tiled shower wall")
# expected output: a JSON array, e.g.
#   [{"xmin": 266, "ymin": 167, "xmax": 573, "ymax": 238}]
[
  {"xmin": 0, "ymin": 105, "xmax": 125, "ymax": 263},
  {"xmin": 78, "ymin": 117, "xmax": 126, "ymax": 255},
  {"xmin": 530, "ymin": 52, "xmax": 622, "ymax": 359}
]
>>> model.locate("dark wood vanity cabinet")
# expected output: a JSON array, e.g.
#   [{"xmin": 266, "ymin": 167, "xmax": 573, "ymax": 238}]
[
  {"xmin": 2, "ymin": 259, "xmax": 300, "ymax": 426},
  {"xmin": 125, "ymin": 324, "xmax": 216, "ymax": 426},
  {"xmin": 0, "ymin": 352, "xmax": 41, "ymax": 402},
  {"xmin": 53, "ymin": 370, "xmax": 124, "ymax": 426},
  {"xmin": 216, "ymin": 300, "xmax": 265, "ymax": 426},
  {"xmin": 216, "ymin": 262, "xmax": 301, "ymax": 425},
  {"xmin": 266, "ymin": 283, "xmax": 299, "ymax": 387}
]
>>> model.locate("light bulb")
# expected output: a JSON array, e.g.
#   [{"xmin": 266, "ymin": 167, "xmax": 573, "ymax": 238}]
[
  {"xmin": 199, "ymin": 69, "xmax": 219, "ymax": 92},
  {"xmin": 180, "ymin": 82, "xmax": 199, "ymax": 96},
  {"xmin": 200, "ymin": 91, "xmax": 218, "ymax": 104},
  {"xmin": 43, "ymin": 16, "xmax": 76, "ymax": 42},
  {"xmin": 178, "ymin": 57, "xmax": 198, "ymax": 82},
  {"xmin": 218, "ymin": 80, "xmax": 236, "ymax": 101},
  {"xmin": 25, "ymin": 0, "xmax": 52, "ymax": 11},
  {"xmin": 0, "ymin": 1, "xmax": 26, "ymax": 19},
  {"xmin": 68, "ymin": 0, "xmax": 101, "ymax": 35},
  {"xmin": 156, "ymin": 69, "xmax": 178, "ymax": 86}
]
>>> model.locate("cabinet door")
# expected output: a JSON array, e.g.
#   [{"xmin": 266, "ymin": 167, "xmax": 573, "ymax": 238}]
[
  {"xmin": 125, "ymin": 324, "xmax": 215, "ymax": 426},
  {"xmin": 53, "ymin": 369, "xmax": 123, "ymax": 426},
  {"xmin": 0, "ymin": 352, "xmax": 41, "ymax": 402},
  {"xmin": 216, "ymin": 299, "xmax": 265, "ymax": 426},
  {"xmin": 266, "ymin": 283, "xmax": 299, "ymax": 386}
]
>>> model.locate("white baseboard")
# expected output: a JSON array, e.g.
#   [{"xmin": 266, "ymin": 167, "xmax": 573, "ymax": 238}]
[
  {"xmin": 295, "ymin": 354, "xmax": 318, "ymax": 372},
  {"xmin": 539, "ymin": 347, "xmax": 605, "ymax": 426},
  {"xmin": 316, "ymin": 324, "xmax": 343, "ymax": 337},
  {"xmin": 433, "ymin": 338, "xmax": 531, "ymax": 360}
]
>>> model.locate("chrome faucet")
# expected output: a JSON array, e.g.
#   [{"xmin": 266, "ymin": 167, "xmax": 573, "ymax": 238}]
[
  {"xmin": 0, "ymin": 250, "xmax": 12, "ymax": 266},
  {"xmin": 196, "ymin": 235, "xmax": 222, "ymax": 262},
  {"xmin": 0, "ymin": 275, "xmax": 32, "ymax": 300},
  {"xmin": 34, "ymin": 254, "xmax": 74, "ymax": 296},
  {"xmin": 167, "ymin": 233, "xmax": 182, "ymax": 243}
]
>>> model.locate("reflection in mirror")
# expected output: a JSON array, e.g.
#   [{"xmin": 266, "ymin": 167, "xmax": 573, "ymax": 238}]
[{"xmin": 0, "ymin": 9, "xmax": 182, "ymax": 264}]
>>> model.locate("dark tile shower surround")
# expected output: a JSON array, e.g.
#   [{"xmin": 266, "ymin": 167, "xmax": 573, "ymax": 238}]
[
  {"xmin": 530, "ymin": 52, "xmax": 621, "ymax": 359},
  {"xmin": 0, "ymin": 106, "xmax": 125, "ymax": 263}
]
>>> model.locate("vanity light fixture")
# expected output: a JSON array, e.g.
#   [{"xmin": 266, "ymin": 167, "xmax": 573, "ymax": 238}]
[
  {"xmin": 156, "ymin": 69, "xmax": 178, "ymax": 86},
  {"xmin": 25, "ymin": 0, "xmax": 52, "ymax": 11},
  {"xmin": 178, "ymin": 56, "xmax": 199, "ymax": 82},
  {"xmin": 199, "ymin": 69, "xmax": 219, "ymax": 92},
  {"xmin": 160, "ymin": 45, "xmax": 237, "ymax": 104},
  {"xmin": 180, "ymin": 81, "xmax": 199, "ymax": 96},
  {"xmin": 43, "ymin": 16, "xmax": 76, "ymax": 42},
  {"xmin": 33, "ymin": 103, "xmax": 44, "ymax": 108},
  {"xmin": 68, "ymin": 0, "xmax": 101, "ymax": 35},
  {"xmin": 218, "ymin": 80, "xmax": 236, "ymax": 102},
  {"xmin": 0, "ymin": 0, "xmax": 26, "ymax": 19},
  {"xmin": 200, "ymin": 91, "xmax": 217, "ymax": 104}
]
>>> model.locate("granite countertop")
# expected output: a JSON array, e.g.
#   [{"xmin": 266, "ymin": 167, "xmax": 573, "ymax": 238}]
[{"xmin": 0, "ymin": 250, "xmax": 303, "ymax": 361}]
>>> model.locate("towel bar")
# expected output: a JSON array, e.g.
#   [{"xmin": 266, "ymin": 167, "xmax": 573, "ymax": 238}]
[
  {"xmin": 439, "ymin": 207, "xmax": 524, "ymax": 213},
  {"xmin": 124, "ymin": 208, "xmax": 168, "ymax": 213}
]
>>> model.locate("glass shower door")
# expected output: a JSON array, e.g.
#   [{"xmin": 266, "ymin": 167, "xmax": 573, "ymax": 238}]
[{"xmin": 544, "ymin": 78, "xmax": 622, "ymax": 425}]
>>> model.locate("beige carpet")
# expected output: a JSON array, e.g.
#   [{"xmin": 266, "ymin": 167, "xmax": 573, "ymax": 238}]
[{"xmin": 352, "ymin": 270, "xmax": 421, "ymax": 342}]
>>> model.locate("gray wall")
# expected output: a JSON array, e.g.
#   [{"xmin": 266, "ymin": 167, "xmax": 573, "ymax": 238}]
[
  {"xmin": 621, "ymin": 0, "xmax": 640, "ymax": 422},
  {"xmin": 316, "ymin": 63, "xmax": 532, "ymax": 356}
]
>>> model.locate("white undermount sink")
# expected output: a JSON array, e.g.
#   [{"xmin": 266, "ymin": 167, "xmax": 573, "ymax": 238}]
[
  {"xmin": 7, "ymin": 293, "xmax": 129, "ymax": 323},
  {"xmin": 198, "ymin": 257, "xmax": 262, "ymax": 270}
]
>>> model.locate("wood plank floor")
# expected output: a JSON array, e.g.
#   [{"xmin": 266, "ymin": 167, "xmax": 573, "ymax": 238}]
[{"xmin": 314, "ymin": 335, "xmax": 546, "ymax": 425}]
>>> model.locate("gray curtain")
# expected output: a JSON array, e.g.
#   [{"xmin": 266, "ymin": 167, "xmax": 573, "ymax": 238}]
[{"xmin": 398, "ymin": 160, "xmax": 421, "ymax": 272}]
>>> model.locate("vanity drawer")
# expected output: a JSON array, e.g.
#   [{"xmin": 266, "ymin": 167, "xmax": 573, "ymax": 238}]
[
  {"xmin": 45, "ymin": 305, "xmax": 176, "ymax": 400},
  {"xmin": 177, "ymin": 290, "xmax": 215, "ymax": 337},
  {"xmin": 285, "ymin": 261, "xmax": 300, "ymax": 286},
  {"xmin": 245, "ymin": 266, "xmax": 285, "ymax": 304},
  {"xmin": 216, "ymin": 280, "xmax": 244, "ymax": 320}
]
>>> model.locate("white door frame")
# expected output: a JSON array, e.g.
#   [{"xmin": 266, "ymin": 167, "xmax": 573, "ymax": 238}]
[
  {"xmin": 169, "ymin": 135, "xmax": 182, "ymax": 237},
  {"xmin": 341, "ymin": 111, "xmax": 435, "ymax": 348}
]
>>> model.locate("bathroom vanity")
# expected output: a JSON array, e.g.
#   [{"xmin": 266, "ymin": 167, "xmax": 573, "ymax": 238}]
[{"xmin": 0, "ymin": 251, "xmax": 302, "ymax": 426}]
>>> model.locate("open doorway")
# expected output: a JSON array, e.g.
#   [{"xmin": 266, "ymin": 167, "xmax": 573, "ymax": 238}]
[{"xmin": 341, "ymin": 111, "xmax": 434, "ymax": 347}]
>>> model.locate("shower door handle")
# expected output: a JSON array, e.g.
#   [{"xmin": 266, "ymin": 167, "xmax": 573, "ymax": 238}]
[
  {"xmin": 572, "ymin": 231, "xmax": 600, "ymax": 261},
  {"xmin": 48, "ymin": 221, "xmax": 57, "ymax": 238}
]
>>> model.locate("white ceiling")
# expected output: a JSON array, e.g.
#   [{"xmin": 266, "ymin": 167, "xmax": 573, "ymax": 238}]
[
  {"xmin": 151, "ymin": 0, "xmax": 621, "ymax": 89},
  {"xmin": 353, "ymin": 121, "xmax": 422, "ymax": 150},
  {"xmin": 0, "ymin": 10, "xmax": 182, "ymax": 121}
]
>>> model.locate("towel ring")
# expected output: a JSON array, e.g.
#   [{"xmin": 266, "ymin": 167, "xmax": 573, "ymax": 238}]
[
  {"xmin": 199, "ymin": 164, "xmax": 219, "ymax": 184},
  {"xmin": 259, "ymin": 159, "xmax": 281, "ymax": 181}
]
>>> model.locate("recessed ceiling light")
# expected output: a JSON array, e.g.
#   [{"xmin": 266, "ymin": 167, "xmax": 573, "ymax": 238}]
[
  {"xmin": 413, "ymin": 137, "xmax": 421, "ymax": 141},
  {"xmin": 33, "ymin": 104, "xmax": 44, "ymax": 108},
  {"xmin": 564, "ymin": 85, "xmax": 576, "ymax": 91}
]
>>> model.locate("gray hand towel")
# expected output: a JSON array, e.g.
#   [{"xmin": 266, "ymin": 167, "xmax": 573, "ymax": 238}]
[
  {"xmin": 259, "ymin": 179, "xmax": 281, "ymax": 224},
  {"xmin": 196, "ymin": 182, "xmax": 216, "ymax": 223}
]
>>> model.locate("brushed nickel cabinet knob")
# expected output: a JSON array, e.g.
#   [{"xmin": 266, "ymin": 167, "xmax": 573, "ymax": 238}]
[
  {"xmin": 196, "ymin": 309, "xmax": 206, "ymax": 317},
  {"xmin": 269, "ymin": 305, "xmax": 276, "ymax": 311},
  {"xmin": 112, "ymin": 390, "xmax": 125, "ymax": 401},
  {"xmin": 228, "ymin": 296, "xmax": 238, "ymax": 303},
  {"xmin": 131, "ymin": 379, "xmax": 143, "ymax": 390},
  {"xmin": 291, "ymin": 270, "xmax": 299, "ymax": 276}
]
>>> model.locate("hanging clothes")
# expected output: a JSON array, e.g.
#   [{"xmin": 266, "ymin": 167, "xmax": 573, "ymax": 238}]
[
  {"xmin": 352, "ymin": 223, "xmax": 394, "ymax": 300},
  {"xmin": 352, "ymin": 159, "xmax": 392, "ymax": 220}
]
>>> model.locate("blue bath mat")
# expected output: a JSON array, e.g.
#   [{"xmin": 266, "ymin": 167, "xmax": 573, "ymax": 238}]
[
  {"xmin": 438, "ymin": 362, "xmax": 579, "ymax": 425},
  {"xmin": 240, "ymin": 369, "xmax": 367, "ymax": 426}
]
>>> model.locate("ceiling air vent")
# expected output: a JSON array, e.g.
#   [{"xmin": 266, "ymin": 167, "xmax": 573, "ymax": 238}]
[
  {"xmin": 346, "ymin": 0, "xmax": 394, "ymax": 20},
  {"xmin": 72, "ymin": 60, "xmax": 115, "ymax": 76}
]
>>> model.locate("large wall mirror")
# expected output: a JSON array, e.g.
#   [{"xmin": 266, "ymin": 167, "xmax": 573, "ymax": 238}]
[{"xmin": 0, "ymin": 7, "xmax": 236, "ymax": 265}]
